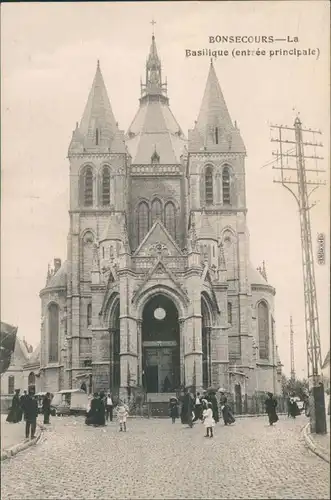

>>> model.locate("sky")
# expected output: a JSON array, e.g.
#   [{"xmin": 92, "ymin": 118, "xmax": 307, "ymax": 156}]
[{"xmin": 1, "ymin": 1, "xmax": 330, "ymax": 379}]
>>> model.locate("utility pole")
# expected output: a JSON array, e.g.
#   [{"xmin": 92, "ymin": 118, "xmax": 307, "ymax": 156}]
[
  {"xmin": 270, "ymin": 116, "xmax": 326, "ymax": 434},
  {"xmin": 289, "ymin": 316, "xmax": 296, "ymax": 382}
]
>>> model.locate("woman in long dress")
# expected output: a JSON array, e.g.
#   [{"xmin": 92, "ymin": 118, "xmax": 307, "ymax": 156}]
[
  {"xmin": 219, "ymin": 392, "xmax": 235, "ymax": 425},
  {"xmin": 6, "ymin": 390, "xmax": 22, "ymax": 423},
  {"xmin": 288, "ymin": 396, "xmax": 300, "ymax": 418},
  {"xmin": 265, "ymin": 392, "xmax": 278, "ymax": 426}
]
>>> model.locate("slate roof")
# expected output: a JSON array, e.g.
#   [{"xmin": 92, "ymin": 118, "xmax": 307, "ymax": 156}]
[
  {"xmin": 189, "ymin": 61, "xmax": 245, "ymax": 153},
  {"xmin": 249, "ymin": 264, "xmax": 268, "ymax": 286},
  {"xmin": 126, "ymin": 35, "xmax": 187, "ymax": 164},
  {"xmin": 46, "ymin": 261, "xmax": 68, "ymax": 289},
  {"xmin": 69, "ymin": 62, "xmax": 126, "ymax": 154}
]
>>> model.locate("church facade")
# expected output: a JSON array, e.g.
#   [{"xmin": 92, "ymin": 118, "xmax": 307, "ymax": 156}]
[{"xmin": 39, "ymin": 35, "xmax": 282, "ymax": 401}]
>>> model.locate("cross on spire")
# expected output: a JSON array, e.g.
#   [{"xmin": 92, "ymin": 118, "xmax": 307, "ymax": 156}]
[{"xmin": 150, "ymin": 18, "xmax": 156, "ymax": 35}]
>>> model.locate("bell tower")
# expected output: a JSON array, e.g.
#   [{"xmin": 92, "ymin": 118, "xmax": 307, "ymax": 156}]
[{"xmin": 66, "ymin": 61, "xmax": 128, "ymax": 388}]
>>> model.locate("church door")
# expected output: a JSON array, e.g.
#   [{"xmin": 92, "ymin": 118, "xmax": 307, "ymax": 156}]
[
  {"xmin": 142, "ymin": 294, "xmax": 180, "ymax": 393},
  {"xmin": 235, "ymin": 383, "xmax": 242, "ymax": 414}
]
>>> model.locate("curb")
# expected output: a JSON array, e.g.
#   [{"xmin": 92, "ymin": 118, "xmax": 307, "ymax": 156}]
[
  {"xmin": 302, "ymin": 422, "xmax": 330, "ymax": 463},
  {"xmin": 1, "ymin": 423, "xmax": 44, "ymax": 461}
]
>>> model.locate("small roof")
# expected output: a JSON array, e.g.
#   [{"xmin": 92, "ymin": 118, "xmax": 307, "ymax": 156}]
[
  {"xmin": 100, "ymin": 214, "xmax": 124, "ymax": 242},
  {"xmin": 249, "ymin": 263, "xmax": 268, "ymax": 286},
  {"xmin": 197, "ymin": 212, "xmax": 218, "ymax": 241},
  {"xmin": 46, "ymin": 261, "xmax": 68, "ymax": 289},
  {"xmin": 26, "ymin": 343, "xmax": 40, "ymax": 365}
]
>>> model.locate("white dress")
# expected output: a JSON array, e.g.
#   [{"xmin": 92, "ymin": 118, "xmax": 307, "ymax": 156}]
[{"xmin": 203, "ymin": 408, "xmax": 215, "ymax": 428}]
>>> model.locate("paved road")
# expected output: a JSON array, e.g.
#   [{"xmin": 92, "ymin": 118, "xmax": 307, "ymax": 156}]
[{"xmin": 1, "ymin": 415, "xmax": 329, "ymax": 500}]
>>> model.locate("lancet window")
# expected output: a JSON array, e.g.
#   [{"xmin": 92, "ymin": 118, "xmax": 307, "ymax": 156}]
[
  {"xmin": 164, "ymin": 202, "xmax": 176, "ymax": 240},
  {"xmin": 83, "ymin": 167, "xmax": 93, "ymax": 207},
  {"xmin": 222, "ymin": 167, "xmax": 231, "ymax": 205},
  {"xmin": 48, "ymin": 303, "xmax": 59, "ymax": 363},
  {"xmin": 101, "ymin": 167, "xmax": 111, "ymax": 206},
  {"xmin": 151, "ymin": 198, "xmax": 162, "ymax": 225},
  {"xmin": 258, "ymin": 301, "xmax": 269, "ymax": 360},
  {"xmin": 137, "ymin": 202, "xmax": 150, "ymax": 244},
  {"xmin": 205, "ymin": 167, "xmax": 213, "ymax": 205}
]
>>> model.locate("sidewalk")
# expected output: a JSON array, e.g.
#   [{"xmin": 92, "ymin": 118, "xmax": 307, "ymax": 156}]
[
  {"xmin": 303, "ymin": 411, "xmax": 330, "ymax": 463},
  {"xmin": 1, "ymin": 414, "xmax": 43, "ymax": 452}
]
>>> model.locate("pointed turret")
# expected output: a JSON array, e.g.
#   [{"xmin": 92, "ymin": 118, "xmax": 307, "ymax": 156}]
[
  {"xmin": 141, "ymin": 35, "xmax": 167, "ymax": 100},
  {"xmin": 69, "ymin": 61, "xmax": 125, "ymax": 155},
  {"xmin": 188, "ymin": 60, "xmax": 245, "ymax": 153}
]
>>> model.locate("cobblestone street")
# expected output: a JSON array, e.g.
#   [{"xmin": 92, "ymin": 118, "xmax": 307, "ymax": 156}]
[{"xmin": 1, "ymin": 415, "xmax": 329, "ymax": 500}]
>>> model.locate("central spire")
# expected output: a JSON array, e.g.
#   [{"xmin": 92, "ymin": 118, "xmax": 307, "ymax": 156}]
[{"xmin": 140, "ymin": 34, "xmax": 168, "ymax": 102}]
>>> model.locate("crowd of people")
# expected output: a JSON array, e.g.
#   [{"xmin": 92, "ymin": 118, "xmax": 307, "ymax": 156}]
[
  {"xmin": 6, "ymin": 389, "xmax": 52, "ymax": 439},
  {"xmin": 85, "ymin": 392, "xmax": 129, "ymax": 432},
  {"xmin": 169, "ymin": 389, "xmax": 237, "ymax": 436},
  {"xmin": 6, "ymin": 386, "xmax": 310, "ymax": 439}
]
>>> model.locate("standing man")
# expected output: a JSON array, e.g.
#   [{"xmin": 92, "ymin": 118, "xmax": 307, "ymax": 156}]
[
  {"xmin": 42, "ymin": 392, "xmax": 51, "ymax": 424},
  {"xmin": 20, "ymin": 390, "xmax": 29, "ymax": 422},
  {"xmin": 193, "ymin": 392, "xmax": 202, "ymax": 422},
  {"xmin": 106, "ymin": 393, "xmax": 113, "ymax": 422},
  {"xmin": 25, "ymin": 391, "xmax": 38, "ymax": 439}
]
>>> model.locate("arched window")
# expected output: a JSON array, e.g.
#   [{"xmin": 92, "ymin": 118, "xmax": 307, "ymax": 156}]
[
  {"xmin": 258, "ymin": 301, "xmax": 269, "ymax": 360},
  {"xmin": 164, "ymin": 202, "xmax": 176, "ymax": 239},
  {"xmin": 48, "ymin": 303, "xmax": 59, "ymax": 363},
  {"xmin": 137, "ymin": 202, "xmax": 149, "ymax": 244},
  {"xmin": 96, "ymin": 128, "xmax": 99, "ymax": 145},
  {"xmin": 205, "ymin": 167, "xmax": 213, "ymax": 205},
  {"xmin": 222, "ymin": 167, "xmax": 231, "ymax": 205},
  {"xmin": 227, "ymin": 302, "xmax": 232, "ymax": 324},
  {"xmin": 87, "ymin": 303, "xmax": 92, "ymax": 327},
  {"xmin": 151, "ymin": 198, "xmax": 162, "ymax": 225},
  {"xmin": 83, "ymin": 167, "xmax": 93, "ymax": 206},
  {"xmin": 101, "ymin": 167, "xmax": 111, "ymax": 206},
  {"xmin": 8, "ymin": 376, "xmax": 15, "ymax": 394}
]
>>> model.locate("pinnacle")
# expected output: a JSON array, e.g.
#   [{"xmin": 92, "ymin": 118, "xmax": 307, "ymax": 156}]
[{"xmin": 78, "ymin": 62, "xmax": 119, "ymax": 145}]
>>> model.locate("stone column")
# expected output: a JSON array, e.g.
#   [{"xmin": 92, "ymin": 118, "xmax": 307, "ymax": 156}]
[
  {"xmin": 118, "ymin": 274, "xmax": 138, "ymax": 401},
  {"xmin": 137, "ymin": 320, "xmax": 142, "ymax": 387}
]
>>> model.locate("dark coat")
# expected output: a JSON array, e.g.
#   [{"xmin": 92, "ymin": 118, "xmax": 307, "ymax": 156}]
[
  {"xmin": 265, "ymin": 396, "xmax": 278, "ymax": 424},
  {"xmin": 169, "ymin": 401, "xmax": 179, "ymax": 419},
  {"xmin": 42, "ymin": 396, "xmax": 51, "ymax": 414},
  {"xmin": 25, "ymin": 396, "xmax": 39, "ymax": 421},
  {"xmin": 180, "ymin": 393, "xmax": 194, "ymax": 425},
  {"xmin": 210, "ymin": 395, "xmax": 219, "ymax": 423}
]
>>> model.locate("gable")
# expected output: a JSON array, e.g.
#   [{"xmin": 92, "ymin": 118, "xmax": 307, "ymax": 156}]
[
  {"xmin": 132, "ymin": 258, "xmax": 189, "ymax": 305},
  {"xmin": 134, "ymin": 220, "xmax": 182, "ymax": 257}
]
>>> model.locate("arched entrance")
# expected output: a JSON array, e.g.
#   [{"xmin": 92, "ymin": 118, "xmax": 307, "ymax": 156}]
[
  {"xmin": 235, "ymin": 383, "xmax": 242, "ymax": 414},
  {"xmin": 201, "ymin": 297, "xmax": 212, "ymax": 389},
  {"xmin": 142, "ymin": 295, "xmax": 180, "ymax": 393},
  {"xmin": 109, "ymin": 301, "xmax": 120, "ymax": 394}
]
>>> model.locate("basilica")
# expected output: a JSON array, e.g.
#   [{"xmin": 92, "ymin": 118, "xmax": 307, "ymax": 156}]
[{"xmin": 39, "ymin": 35, "xmax": 283, "ymax": 403}]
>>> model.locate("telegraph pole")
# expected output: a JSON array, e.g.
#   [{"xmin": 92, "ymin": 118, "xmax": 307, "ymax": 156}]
[
  {"xmin": 270, "ymin": 116, "xmax": 326, "ymax": 434},
  {"xmin": 289, "ymin": 316, "xmax": 296, "ymax": 382}
]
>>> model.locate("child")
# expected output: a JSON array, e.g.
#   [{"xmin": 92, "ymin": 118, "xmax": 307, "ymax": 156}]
[
  {"xmin": 116, "ymin": 401, "xmax": 129, "ymax": 432},
  {"xmin": 202, "ymin": 402, "xmax": 215, "ymax": 438}
]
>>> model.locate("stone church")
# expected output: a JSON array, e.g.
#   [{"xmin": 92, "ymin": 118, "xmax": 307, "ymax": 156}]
[{"xmin": 39, "ymin": 35, "xmax": 282, "ymax": 402}]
